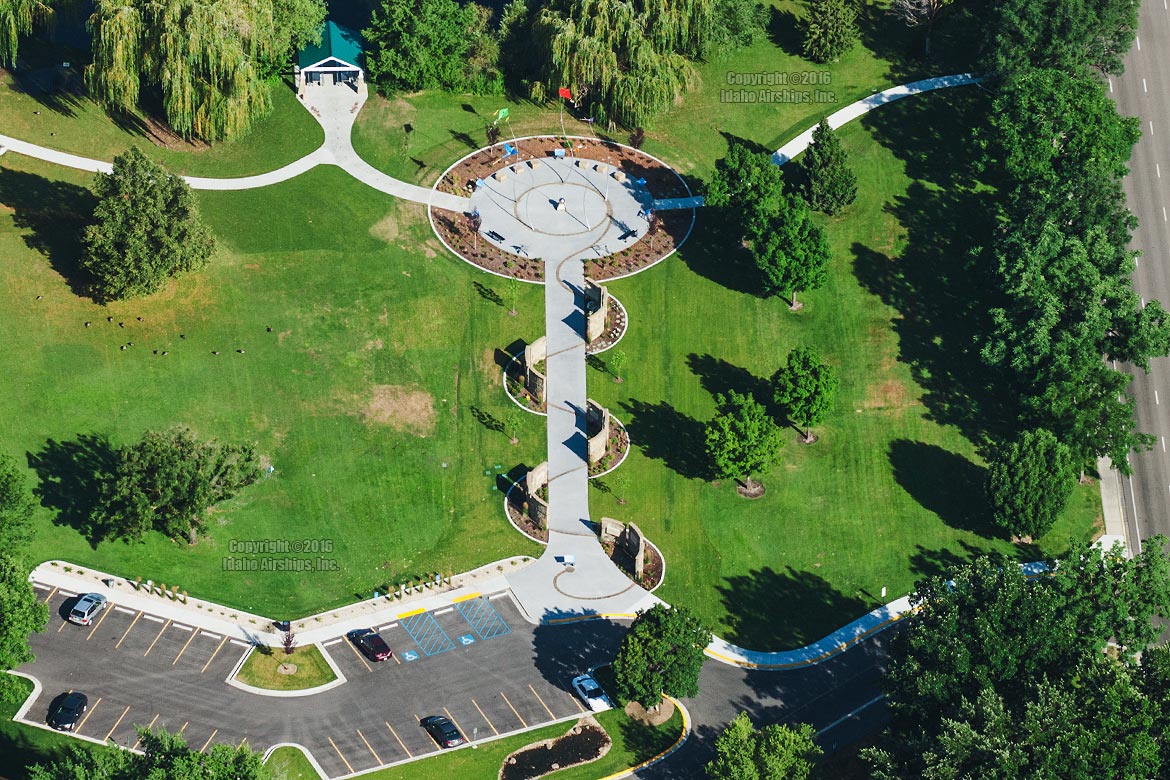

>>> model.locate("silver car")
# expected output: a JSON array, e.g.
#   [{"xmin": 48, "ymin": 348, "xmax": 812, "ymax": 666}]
[
  {"xmin": 68, "ymin": 593, "xmax": 107, "ymax": 626},
  {"xmin": 572, "ymin": 673, "xmax": 613, "ymax": 712}
]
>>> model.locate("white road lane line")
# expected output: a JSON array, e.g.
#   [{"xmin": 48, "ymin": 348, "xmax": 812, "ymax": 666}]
[
  {"xmin": 1144, "ymin": 78, "xmax": 1149, "ymax": 93},
  {"xmin": 1163, "ymin": 206, "xmax": 1167, "ymax": 222},
  {"xmin": 1110, "ymin": 78, "xmax": 1114, "ymax": 93},
  {"xmin": 816, "ymin": 695, "xmax": 885, "ymax": 736},
  {"xmin": 1152, "ymin": 120, "xmax": 1156, "ymax": 135},
  {"xmin": 1161, "ymin": 436, "xmax": 1165, "ymax": 453},
  {"xmin": 1138, "ymin": 35, "xmax": 1142, "ymax": 50},
  {"xmin": 1155, "ymin": 390, "xmax": 1160, "ymax": 405},
  {"xmin": 1156, "ymin": 163, "xmax": 1161, "ymax": 179}
]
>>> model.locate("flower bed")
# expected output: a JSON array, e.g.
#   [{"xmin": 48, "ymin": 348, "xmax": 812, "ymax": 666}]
[
  {"xmin": 588, "ymin": 419, "xmax": 630, "ymax": 477},
  {"xmin": 499, "ymin": 717, "xmax": 611, "ymax": 780}
]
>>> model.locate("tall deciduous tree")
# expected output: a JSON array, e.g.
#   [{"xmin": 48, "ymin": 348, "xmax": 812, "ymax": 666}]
[
  {"xmin": 363, "ymin": 0, "xmax": 473, "ymax": 93},
  {"xmin": 706, "ymin": 141, "xmax": 787, "ymax": 237},
  {"xmin": 707, "ymin": 712, "xmax": 821, "ymax": 780},
  {"xmin": 0, "ymin": 552, "xmax": 48, "ymax": 702},
  {"xmin": 30, "ymin": 727, "xmax": 268, "ymax": 779},
  {"xmin": 613, "ymin": 604, "xmax": 710, "ymax": 709},
  {"xmin": 802, "ymin": 0, "xmax": 858, "ymax": 64},
  {"xmin": 888, "ymin": 0, "xmax": 952, "ymax": 56},
  {"xmin": 705, "ymin": 390, "xmax": 783, "ymax": 491},
  {"xmin": 0, "ymin": 0, "xmax": 52, "ymax": 66},
  {"xmin": 981, "ymin": 0, "xmax": 1138, "ymax": 77},
  {"xmin": 82, "ymin": 146, "xmax": 215, "ymax": 302},
  {"xmin": 801, "ymin": 119, "xmax": 857, "ymax": 214},
  {"xmin": 985, "ymin": 428, "xmax": 1076, "ymax": 538},
  {"xmin": 773, "ymin": 346, "xmax": 838, "ymax": 443},
  {"xmin": 0, "ymin": 454, "xmax": 34, "ymax": 550},
  {"xmin": 750, "ymin": 194, "xmax": 830, "ymax": 310},
  {"xmin": 264, "ymin": 0, "xmax": 327, "ymax": 77}
]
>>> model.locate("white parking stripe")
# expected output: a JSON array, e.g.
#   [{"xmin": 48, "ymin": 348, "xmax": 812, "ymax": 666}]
[
  {"xmin": 171, "ymin": 624, "xmax": 193, "ymax": 632},
  {"xmin": 142, "ymin": 614, "xmax": 165, "ymax": 623},
  {"xmin": 200, "ymin": 631, "xmax": 222, "ymax": 640},
  {"xmin": 33, "ymin": 583, "xmax": 50, "ymax": 591},
  {"xmin": 115, "ymin": 606, "xmax": 135, "ymax": 615},
  {"xmin": 229, "ymin": 639, "xmax": 249, "ymax": 648},
  {"xmin": 60, "ymin": 591, "xmax": 77, "ymax": 598},
  {"xmin": 489, "ymin": 592, "xmax": 509, "ymax": 600},
  {"xmin": 323, "ymin": 638, "xmax": 343, "ymax": 646},
  {"xmin": 435, "ymin": 607, "xmax": 453, "ymax": 615},
  {"xmin": 378, "ymin": 623, "xmax": 398, "ymax": 631}
]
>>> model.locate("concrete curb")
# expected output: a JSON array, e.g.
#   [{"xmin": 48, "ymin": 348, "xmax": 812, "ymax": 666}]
[
  {"xmin": 262, "ymin": 743, "xmax": 332, "ymax": 780},
  {"xmin": 225, "ymin": 642, "xmax": 349, "ymax": 698},
  {"xmin": 596, "ymin": 695, "xmax": 691, "ymax": 780}
]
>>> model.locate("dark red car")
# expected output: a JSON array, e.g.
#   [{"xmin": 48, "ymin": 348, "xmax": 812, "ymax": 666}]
[{"xmin": 347, "ymin": 628, "xmax": 393, "ymax": 662}]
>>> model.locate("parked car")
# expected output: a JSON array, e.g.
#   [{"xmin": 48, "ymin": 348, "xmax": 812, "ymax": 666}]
[
  {"xmin": 420, "ymin": 715, "xmax": 465, "ymax": 748},
  {"xmin": 48, "ymin": 692, "xmax": 88, "ymax": 731},
  {"xmin": 572, "ymin": 673, "xmax": 613, "ymax": 712},
  {"xmin": 347, "ymin": 628, "xmax": 393, "ymax": 662},
  {"xmin": 68, "ymin": 593, "xmax": 107, "ymax": 626}
]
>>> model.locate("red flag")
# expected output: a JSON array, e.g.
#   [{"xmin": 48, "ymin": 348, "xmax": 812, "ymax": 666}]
[{"xmin": 558, "ymin": 87, "xmax": 572, "ymax": 100}]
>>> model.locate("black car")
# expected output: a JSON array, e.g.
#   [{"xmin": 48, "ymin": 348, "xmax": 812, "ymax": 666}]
[
  {"xmin": 421, "ymin": 715, "xmax": 465, "ymax": 748},
  {"xmin": 347, "ymin": 628, "xmax": 393, "ymax": 662},
  {"xmin": 48, "ymin": 692, "xmax": 88, "ymax": 731}
]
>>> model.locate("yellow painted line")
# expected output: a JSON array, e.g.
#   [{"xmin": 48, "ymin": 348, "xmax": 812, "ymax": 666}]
[
  {"xmin": 327, "ymin": 737, "xmax": 354, "ymax": 774},
  {"xmin": 500, "ymin": 692, "xmax": 526, "ymax": 727},
  {"xmin": 239, "ymin": 736, "xmax": 249, "ymax": 748},
  {"xmin": 104, "ymin": 705, "xmax": 131, "ymax": 741},
  {"xmin": 442, "ymin": 708, "xmax": 467, "ymax": 742},
  {"xmin": 471, "ymin": 698, "xmax": 498, "ymax": 735},
  {"xmin": 357, "ymin": 729, "xmax": 383, "ymax": 765},
  {"xmin": 343, "ymin": 639, "xmax": 372, "ymax": 672},
  {"xmin": 178, "ymin": 721, "xmax": 189, "ymax": 734},
  {"xmin": 596, "ymin": 695, "xmax": 690, "ymax": 780},
  {"xmin": 451, "ymin": 592, "xmax": 481, "ymax": 604},
  {"xmin": 201, "ymin": 637, "xmax": 228, "ymax": 674},
  {"xmin": 75, "ymin": 696, "xmax": 101, "ymax": 733},
  {"xmin": 702, "ymin": 611, "xmax": 914, "ymax": 670},
  {"xmin": 567, "ymin": 691, "xmax": 586, "ymax": 713},
  {"xmin": 57, "ymin": 618, "xmax": 70, "ymax": 633},
  {"xmin": 545, "ymin": 612, "xmax": 638, "ymax": 625},
  {"xmin": 143, "ymin": 619, "xmax": 171, "ymax": 656},
  {"xmin": 386, "ymin": 721, "xmax": 411, "ymax": 757},
  {"xmin": 200, "ymin": 729, "xmax": 218, "ymax": 753},
  {"xmin": 133, "ymin": 714, "xmax": 160, "ymax": 749},
  {"xmin": 86, "ymin": 603, "xmax": 114, "ymax": 639},
  {"xmin": 529, "ymin": 685, "xmax": 555, "ymax": 720},
  {"xmin": 172, "ymin": 629, "xmax": 199, "ymax": 665},
  {"xmin": 392, "ymin": 650, "xmax": 401, "ymax": 665},
  {"xmin": 43, "ymin": 587, "xmax": 58, "ymax": 603},
  {"xmin": 397, "ymin": 607, "xmax": 426, "ymax": 619},
  {"xmin": 115, "ymin": 612, "xmax": 143, "ymax": 649}
]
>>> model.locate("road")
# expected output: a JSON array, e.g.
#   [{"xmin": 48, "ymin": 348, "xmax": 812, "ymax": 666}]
[{"xmin": 1114, "ymin": 0, "xmax": 1170, "ymax": 547}]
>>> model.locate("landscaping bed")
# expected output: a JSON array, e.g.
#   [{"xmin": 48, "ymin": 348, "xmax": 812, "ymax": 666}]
[
  {"xmin": 506, "ymin": 482, "xmax": 549, "ymax": 544},
  {"xmin": 500, "ymin": 718, "xmax": 611, "ymax": 780},
  {"xmin": 588, "ymin": 419, "xmax": 630, "ymax": 477},
  {"xmin": 505, "ymin": 354, "xmax": 547, "ymax": 413},
  {"xmin": 234, "ymin": 644, "xmax": 336, "ymax": 691},
  {"xmin": 602, "ymin": 533, "xmax": 665, "ymax": 591},
  {"xmin": 585, "ymin": 295, "xmax": 628, "ymax": 354}
]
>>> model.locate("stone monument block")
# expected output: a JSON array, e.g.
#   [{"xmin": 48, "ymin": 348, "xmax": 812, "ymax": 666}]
[
  {"xmin": 585, "ymin": 399, "xmax": 611, "ymax": 464},
  {"xmin": 525, "ymin": 462, "xmax": 549, "ymax": 530},
  {"xmin": 524, "ymin": 337, "xmax": 547, "ymax": 405},
  {"xmin": 624, "ymin": 522, "xmax": 646, "ymax": 579},
  {"xmin": 493, "ymin": 171, "xmax": 508, "ymax": 182},
  {"xmin": 613, "ymin": 171, "xmax": 627, "ymax": 183},
  {"xmin": 594, "ymin": 164, "xmax": 609, "ymax": 174},
  {"xmin": 583, "ymin": 279, "xmax": 610, "ymax": 343},
  {"xmin": 600, "ymin": 517, "xmax": 625, "ymax": 543}
]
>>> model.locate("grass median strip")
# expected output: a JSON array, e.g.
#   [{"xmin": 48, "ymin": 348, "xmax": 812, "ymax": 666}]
[{"xmin": 233, "ymin": 644, "xmax": 337, "ymax": 691}]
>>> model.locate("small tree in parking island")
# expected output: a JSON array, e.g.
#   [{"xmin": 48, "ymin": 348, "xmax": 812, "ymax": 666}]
[
  {"xmin": 751, "ymin": 194, "xmax": 830, "ymax": 310},
  {"xmin": 802, "ymin": 0, "xmax": 859, "ymax": 64},
  {"xmin": 985, "ymin": 428, "xmax": 1077, "ymax": 539},
  {"xmin": 801, "ymin": 119, "xmax": 858, "ymax": 214},
  {"xmin": 705, "ymin": 390, "xmax": 783, "ymax": 493},
  {"xmin": 773, "ymin": 346, "xmax": 838, "ymax": 443},
  {"xmin": 82, "ymin": 147, "xmax": 215, "ymax": 302},
  {"xmin": 707, "ymin": 712, "xmax": 821, "ymax": 780},
  {"xmin": 613, "ymin": 604, "xmax": 711, "ymax": 709}
]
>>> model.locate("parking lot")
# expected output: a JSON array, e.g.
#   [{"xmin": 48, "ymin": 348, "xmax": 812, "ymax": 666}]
[{"xmin": 19, "ymin": 586, "xmax": 623, "ymax": 778}]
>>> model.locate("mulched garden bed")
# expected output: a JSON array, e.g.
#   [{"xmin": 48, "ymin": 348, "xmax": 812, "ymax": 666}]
[
  {"xmin": 602, "ymin": 534, "xmax": 665, "ymax": 591},
  {"xmin": 505, "ymin": 355, "xmax": 547, "ymax": 413},
  {"xmin": 585, "ymin": 295, "xmax": 627, "ymax": 354},
  {"xmin": 506, "ymin": 483, "xmax": 549, "ymax": 544},
  {"xmin": 430, "ymin": 136, "xmax": 695, "ymax": 282},
  {"xmin": 500, "ymin": 718, "xmax": 611, "ymax": 780},
  {"xmin": 588, "ymin": 419, "xmax": 629, "ymax": 477}
]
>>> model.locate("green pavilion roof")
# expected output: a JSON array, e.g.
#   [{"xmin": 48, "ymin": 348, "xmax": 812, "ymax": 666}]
[{"xmin": 297, "ymin": 21, "xmax": 363, "ymax": 70}]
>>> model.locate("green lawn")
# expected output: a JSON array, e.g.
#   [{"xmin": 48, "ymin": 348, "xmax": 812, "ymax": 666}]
[
  {"xmin": 234, "ymin": 645, "xmax": 336, "ymax": 691},
  {"xmin": 0, "ymin": 153, "xmax": 543, "ymax": 617},
  {"xmin": 0, "ymin": 39, "xmax": 323, "ymax": 178},
  {"xmin": 267, "ymin": 746, "xmax": 322, "ymax": 780},
  {"xmin": 0, "ymin": 678, "xmax": 110, "ymax": 780},
  {"xmin": 583, "ymin": 87, "xmax": 1101, "ymax": 649}
]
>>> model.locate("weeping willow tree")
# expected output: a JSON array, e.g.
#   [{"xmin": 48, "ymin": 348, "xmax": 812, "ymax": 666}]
[
  {"xmin": 534, "ymin": 0, "xmax": 718, "ymax": 127},
  {"xmin": 0, "ymin": 0, "xmax": 54, "ymax": 66},
  {"xmin": 86, "ymin": 0, "xmax": 276, "ymax": 142}
]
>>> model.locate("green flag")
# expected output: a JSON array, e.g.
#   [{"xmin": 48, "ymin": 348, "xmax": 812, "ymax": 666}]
[{"xmin": 494, "ymin": 107, "xmax": 510, "ymax": 123}]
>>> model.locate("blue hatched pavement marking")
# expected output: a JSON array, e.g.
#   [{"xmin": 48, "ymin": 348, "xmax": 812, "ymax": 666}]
[
  {"xmin": 400, "ymin": 611, "xmax": 455, "ymax": 656},
  {"xmin": 455, "ymin": 597, "xmax": 512, "ymax": 641}
]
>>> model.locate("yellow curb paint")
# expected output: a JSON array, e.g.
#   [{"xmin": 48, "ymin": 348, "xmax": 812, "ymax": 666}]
[
  {"xmin": 397, "ymin": 608, "xmax": 426, "ymax": 619},
  {"xmin": 452, "ymin": 592, "xmax": 481, "ymax": 603}
]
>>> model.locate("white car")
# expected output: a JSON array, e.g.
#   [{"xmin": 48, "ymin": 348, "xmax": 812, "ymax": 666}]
[
  {"xmin": 572, "ymin": 673, "xmax": 613, "ymax": 712},
  {"xmin": 67, "ymin": 593, "xmax": 107, "ymax": 626}
]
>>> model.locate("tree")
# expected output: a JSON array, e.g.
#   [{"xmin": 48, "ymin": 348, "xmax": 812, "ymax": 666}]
[
  {"xmin": 707, "ymin": 712, "xmax": 821, "ymax": 780},
  {"xmin": 87, "ymin": 0, "xmax": 286, "ymax": 142},
  {"xmin": 92, "ymin": 428, "xmax": 260, "ymax": 544},
  {"xmin": 0, "ymin": 552, "xmax": 48, "ymax": 702},
  {"xmin": 363, "ymin": 0, "xmax": 474, "ymax": 93},
  {"xmin": 0, "ymin": 0, "xmax": 52, "ymax": 67},
  {"xmin": 82, "ymin": 147, "xmax": 215, "ymax": 302},
  {"xmin": 705, "ymin": 141, "xmax": 787, "ymax": 235},
  {"xmin": 30, "ymin": 727, "xmax": 268, "ymax": 780},
  {"xmin": 800, "ymin": 119, "xmax": 857, "ymax": 214},
  {"xmin": 888, "ymin": 0, "xmax": 953, "ymax": 56},
  {"xmin": 0, "ymin": 454, "xmax": 34, "ymax": 550},
  {"xmin": 802, "ymin": 0, "xmax": 858, "ymax": 64},
  {"xmin": 705, "ymin": 391, "xmax": 783, "ymax": 491},
  {"xmin": 613, "ymin": 604, "xmax": 710, "ymax": 709},
  {"xmin": 867, "ymin": 539, "xmax": 1170, "ymax": 779},
  {"xmin": 980, "ymin": 0, "xmax": 1138, "ymax": 77},
  {"xmin": 263, "ymin": 0, "xmax": 327, "ymax": 77},
  {"xmin": 772, "ymin": 346, "xmax": 838, "ymax": 443},
  {"xmin": 608, "ymin": 349, "xmax": 628, "ymax": 383},
  {"xmin": 985, "ymin": 428, "xmax": 1076, "ymax": 539},
  {"xmin": 750, "ymin": 194, "xmax": 830, "ymax": 310}
]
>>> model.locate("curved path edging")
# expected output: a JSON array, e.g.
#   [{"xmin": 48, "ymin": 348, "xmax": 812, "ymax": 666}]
[
  {"xmin": 598, "ymin": 695, "xmax": 691, "ymax": 780},
  {"xmin": 224, "ymin": 642, "xmax": 348, "ymax": 698},
  {"xmin": 261, "ymin": 743, "xmax": 332, "ymax": 780}
]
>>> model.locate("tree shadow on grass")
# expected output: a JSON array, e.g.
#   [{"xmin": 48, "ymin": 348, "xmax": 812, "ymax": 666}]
[
  {"xmin": 888, "ymin": 439, "xmax": 996, "ymax": 537},
  {"xmin": 619, "ymin": 399, "xmax": 709, "ymax": 480},
  {"xmin": 686, "ymin": 353, "xmax": 778, "ymax": 417},
  {"xmin": 766, "ymin": 5, "xmax": 805, "ymax": 57},
  {"xmin": 717, "ymin": 566, "xmax": 869, "ymax": 651},
  {"xmin": 0, "ymin": 167, "xmax": 97, "ymax": 299},
  {"xmin": 675, "ymin": 212, "xmax": 758, "ymax": 296},
  {"xmin": 449, "ymin": 129, "xmax": 477, "ymax": 150},
  {"xmin": 27, "ymin": 435, "xmax": 119, "ymax": 549}
]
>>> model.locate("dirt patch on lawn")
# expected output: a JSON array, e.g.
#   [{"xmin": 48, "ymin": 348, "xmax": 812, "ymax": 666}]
[
  {"xmin": 863, "ymin": 378, "xmax": 912, "ymax": 413},
  {"xmin": 369, "ymin": 213, "xmax": 400, "ymax": 243},
  {"xmin": 625, "ymin": 697, "xmax": 676, "ymax": 726},
  {"xmin": 359, "ymin": 385, "xmax": 436, "ymax": 435}
]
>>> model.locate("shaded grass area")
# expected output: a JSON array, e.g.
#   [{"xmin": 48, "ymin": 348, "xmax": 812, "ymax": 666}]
[
  {"xmin": 0, "ymin": 154, "xmax": 543, "ymax": 617},
  {"xmin": 585, "ymin": 88, "xmax": 1100, "ymax": 650},
  {"xmin": 234, "ymin": 644, "xmax": 336, "ymax": 691},
  {"xmin": 358, "ymin": 708, "xmax": 682, "ymax": 780},
  {"xmin": 0, "ymin": 677, "xmax": 110, "ymax": 780},
  {"xmin": 267, "ymin": 746, "xmax": 323, "ymax": 780},
  {"xmin": 0, "ymin": 40, "xmax": 323, "ymax": 178}
]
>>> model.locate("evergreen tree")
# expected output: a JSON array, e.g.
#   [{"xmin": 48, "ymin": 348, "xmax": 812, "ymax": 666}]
[
  {"xmin": 802, "ymin": 0, "xmax": 859, "ymax": 64},
  {"xmin": 363, "ymin": 0, "xmax": 475, "ymax": 93},
  {"xmin": 82, "ymin": 147, "xmax": 215, "ymax": 302},
  {"xmin": 801, "ymin": 119, "xmax": 857, "ymax": 214},
  {"xmin": 750, "ymin": 194, "xmax": 830, "ymax": 309},
  {"xmin": 985, "ymin": 428, "xmax": 1076, "ymax": 538}
]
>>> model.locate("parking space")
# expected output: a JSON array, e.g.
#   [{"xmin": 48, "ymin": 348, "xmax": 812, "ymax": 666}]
[
  {"xmin": 399, "ymin": 609, "xmax": 456, "ymax": 656},
  {"xmin": 454, "ymin": 595, "xmax": 512, "ymax": 641}
]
